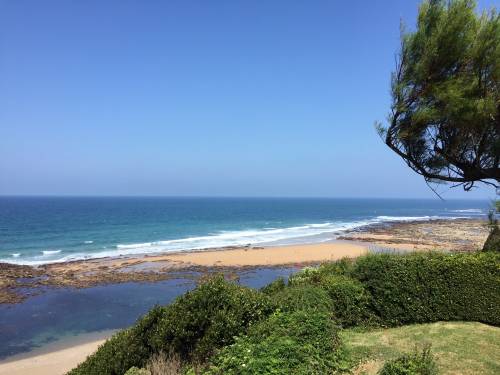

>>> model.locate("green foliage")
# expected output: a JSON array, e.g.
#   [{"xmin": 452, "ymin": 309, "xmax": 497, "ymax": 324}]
[
  {"xmin": 260, "ymin": 277, "xmax": 286, "ymax": 295},
  {"xmin": 124, "ymin": 367, "xmax": 150, "ymax": 375},
  {"xmin": 317, "ymin": 257, "xmax": 355, "ymax": 276},
  {"xmin": 205, "ymin": 311, "xmax": 348, "ymax": 374},
  {"xmin": 68, "ymin": 305, "xmax": 166, "ymax": 375},
  {"xmin": 383, "ymin": 0, "xmax": 500, "ymax": 189},
  {"xmin": 149, "ymin": 275, "xmax": 274, "ymax": 362},
  {"xmin": 288, "ymin": 260, "xmax": 373, "ymax": 326},
  {"xmin": 320, "ymin": 275, "xmax": 374, "ymax": 327},
  {"xmin": 288, "ymin": 266, "xmax": 322, "ymax": 286},
  {"xmin": 351, "ymin": 252, "xmax": 500, "ymax": 326},
  {"xmin": 378, "ymin": 346, "xmax": 437, "ymax": 375},
  {"xmin": 273, "ymin": 285, "xmax": 333, "ymax": 313},
  {"xmin": 69, "ymin": 275, "xmax": 274, "ymax": 374}
]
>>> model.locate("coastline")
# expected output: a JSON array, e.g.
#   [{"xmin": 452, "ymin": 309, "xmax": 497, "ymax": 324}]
[
  {"xmin": 0, "ymin": 218, "xmax": 488, "ymax": 305},
  {"xmin": 0, "ymin": 218, "xmax": 490, "ymax": 374}
]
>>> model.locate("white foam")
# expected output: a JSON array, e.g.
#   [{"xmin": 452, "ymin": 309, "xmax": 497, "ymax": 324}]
[
  {"xmin": 450, "ymin": 209, "xmax": 483, "ymax": 214},
  {"xmin": 42, "ymin": 250, "xmax": 62, "ymax": 255},
  {"xmin": 11, "ymin": 253, "xmax": 20, "ymax": 257},
  {"xmin": 84, "ymin": 240, "xmax": 94, "ymax": 244}
]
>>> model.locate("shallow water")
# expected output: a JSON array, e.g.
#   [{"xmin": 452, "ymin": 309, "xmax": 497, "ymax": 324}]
[{"xmin": 0, "ymin": 267, "xmax": 297, "ymax": 359}]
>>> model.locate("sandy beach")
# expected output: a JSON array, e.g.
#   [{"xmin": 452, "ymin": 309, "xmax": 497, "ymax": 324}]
[{"xmin": 0, "ymin": 331, "xmax": 114, "ymax": 375}]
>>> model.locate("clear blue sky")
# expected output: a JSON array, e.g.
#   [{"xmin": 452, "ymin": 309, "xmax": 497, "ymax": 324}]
[{"xmin": 0, "ymin": 0, "xmax": 498, "ymax": 199}]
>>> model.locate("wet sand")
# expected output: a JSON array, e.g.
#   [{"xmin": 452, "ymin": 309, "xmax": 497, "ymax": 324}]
[{"xmin": 0, "ymin": 331, "xmax": 115, "ymax": 375}]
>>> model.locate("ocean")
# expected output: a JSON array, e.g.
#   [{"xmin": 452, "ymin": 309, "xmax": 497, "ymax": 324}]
[{"xmin": 0, "ymin": 197, "xmax": 488, "ymax": 265}]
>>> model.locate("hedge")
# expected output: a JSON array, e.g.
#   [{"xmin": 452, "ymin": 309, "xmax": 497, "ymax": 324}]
[
  {"xmin": 272, "ymin": 285, "xmax": 333, "ymax": 314},
  {"xmin": 351, "ymin": 252, "xmax": 500, "ymax": 326}
]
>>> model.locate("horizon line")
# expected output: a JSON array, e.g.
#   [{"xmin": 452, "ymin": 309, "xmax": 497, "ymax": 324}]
[{"xmin": 0, "ymin": 194, "xmax": 490, "ymax": 201}]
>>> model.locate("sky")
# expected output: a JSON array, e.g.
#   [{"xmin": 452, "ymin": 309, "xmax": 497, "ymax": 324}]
[{"xmin": 0, "ymin": 0, "xmax": 498, "ymax": 199}]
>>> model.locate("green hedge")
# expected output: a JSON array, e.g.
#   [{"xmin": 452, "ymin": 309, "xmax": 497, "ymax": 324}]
[
  {"xmin": 205, "ymin": 311, "xmax": 348, "ymax": 374},
  {"xmin": 273, "ymin": 285, "xmax": 333, "ymax": 313},
  {"xmin": 285, "ymin": 252, "xmax": 500, "ymax": 327},
  {"xmin": 287, "ymin": 262, "xmax": 372, "ymax": 326},
  {"xmin": 351, "ymin": 252, "xmax": 500, "ymax": 326},
  {"xmin": 319, "ymin": 274, "xmax": 373, "ymax": 326}
]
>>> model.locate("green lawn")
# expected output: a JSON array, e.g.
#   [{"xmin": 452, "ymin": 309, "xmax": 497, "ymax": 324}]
[{"xmin": 341, "ymin": 322, "xmax": 500, "ymax": 375}]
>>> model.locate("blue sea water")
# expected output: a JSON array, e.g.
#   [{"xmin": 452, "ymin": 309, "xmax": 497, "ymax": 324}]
[{"xmin": 0, "ymin": 197, "xmax": 489, "ymax": 265}]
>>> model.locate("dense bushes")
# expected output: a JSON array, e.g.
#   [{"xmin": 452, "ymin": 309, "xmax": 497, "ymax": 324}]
[
  {"xmin": 69, "ymin": 275, "xmax": 274, "ymax": 375},
  {"xmin": 319, "ymin": 275, "xmax": 373, "ymax": 326},
  {"xmin": 149, "ymin": 275, "xmax": 274, "ymax": 362},
  {"xmin": 285, "ymin": 252, "xmax": 500, "ymax": 327},
  {"xmin": 272, "ymin": 285, "xmax": 333, "ymax": 313},
  {"xmin": 378, "ymin": 346, "xmax": 437, "ymax": 375},
  {"xmin": 351, "ymin": 252, "xmax": 500, "ymax": 326},
  {"xmin": 287, "ymin": 263, "xmax": 372, "ymax": 326},
  {"xmin": 205, "ymin": 311, "xmax": 347, "ymax": 374}
]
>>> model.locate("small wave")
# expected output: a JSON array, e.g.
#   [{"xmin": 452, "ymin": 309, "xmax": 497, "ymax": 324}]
[
  {"xmin": 84, "ymin": 240, "xmax": 94, "ymax": 244},
  {"xmin": 450, "ymin": 209, "xmax": 483, "ymax": 213},
  {"xmin": 376, "ymin": 215, "xmax": 434, "ymax": 222},
  {"xmin": 42, "ymin": 250, "xmax": 62, "ymax": 255},
  {"xmin": 11, "ymin": 253, "xmax": 20, "ymax": 258}
]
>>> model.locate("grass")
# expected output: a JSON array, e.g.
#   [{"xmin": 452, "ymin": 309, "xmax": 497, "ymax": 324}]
[{"xmin": 341, "ymin": 322, "xmax": 500, "ymax": 375}]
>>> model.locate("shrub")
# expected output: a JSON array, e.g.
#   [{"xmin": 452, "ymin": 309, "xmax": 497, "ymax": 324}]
[
  {"xmin": 320, "ymin": 275, "xmax": 373, "ymax": 327},
  {"xmin": 273, "ymin": 285, "xmax": 333, "ymax": 313},
  {"xmin": 68, "ymin": 305, "xmax": 166, "ymax": 375},
  {"xmin": 317, "ymin": 257, "xmax": 355, "ymax": 277},
  {"xmin": 288, "ymin": 262, "xmax": 373, "ymax": 326},
  {"xmin": 288, "ymin": 266, "xmax": 322, "ymax": 286},
  {"xmin": 260, "ymin": 277, "xmax": 286, "ymax": 295},
  {"xmin": 149, "ymin": 275, "xmax": 274, "ymax": 362},
  {"xmin": 378, "ymin": 346, "xmax": 437, "ymax": 375},
  {"xmin": 69, "ymin": 275, "xmax": 274, "ymax": 374},
  {"xmin": 351, "ymin": 252, "xmax": 500, "ymax": 326},
  {"xmin": 205, "ymin": 310, "xmax": 348, "ymax": 374}
]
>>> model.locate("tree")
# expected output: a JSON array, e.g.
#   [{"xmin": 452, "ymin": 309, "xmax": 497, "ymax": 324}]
[{"xmin": 378, "ymin": 0, "xmax": 500, "ymax": 191}]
